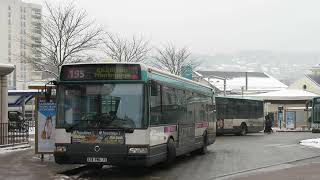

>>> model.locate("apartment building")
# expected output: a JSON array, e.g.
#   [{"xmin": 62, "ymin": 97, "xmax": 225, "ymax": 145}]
[{"xmin": 0, "ymin": 0, "xmax": 41, "ymax": 90}]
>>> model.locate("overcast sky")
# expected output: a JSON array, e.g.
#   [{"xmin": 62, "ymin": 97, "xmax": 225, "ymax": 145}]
[{"xmin": 26, "ymin": 0, "xmax": 320, "ymax": 55}]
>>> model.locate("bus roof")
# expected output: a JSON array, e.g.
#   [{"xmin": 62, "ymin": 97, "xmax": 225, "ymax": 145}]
[{"xmin": 146, "ymin": 66, "xmax": 212, "ymax": 90}]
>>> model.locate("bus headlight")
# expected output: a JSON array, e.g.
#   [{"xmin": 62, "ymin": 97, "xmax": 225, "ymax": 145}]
[
  {"xmin": 128, "ymin": 147, "xmax": 148, "ymax": 154},
  {"xmin": 55, "ymin": 146, "xmax": 67, "ymax": 152}
]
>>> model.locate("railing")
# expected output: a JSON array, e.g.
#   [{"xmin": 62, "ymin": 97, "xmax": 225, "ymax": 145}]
[{"xmin": 0, "ymin": 122, "xmax": 29, "ymax": 146}]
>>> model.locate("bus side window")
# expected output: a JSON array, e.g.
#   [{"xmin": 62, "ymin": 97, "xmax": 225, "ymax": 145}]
[
  {"xmin": 186, "ymin": 92, "xmax": 194, "ymax": 123},
  {"xmin": 206, "ymin": 97, "xmax": 214, "ymax": 122},
  {"xmin": 162, "ymin": 86, "xmax": 178, "ymax": 124},
  {"xmin": 176, "ymin": 89, "xmax": 186, "ymax": 123},
  {"xmin": 150, "ymin": 84, "xmax": 162, "ymax": 125}
]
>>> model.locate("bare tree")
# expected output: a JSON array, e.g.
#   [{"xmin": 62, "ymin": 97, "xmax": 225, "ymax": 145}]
[
  {"xmin": 28, "ymin": 2, "xmax": 103, "ymax": 78},
  {"xmin": 152, "ymin": 44, "xmax": 199, "ymax": 76},
  {"xmin": 103, "ymin": 33, "xmax": 150, "ymax": 62}
]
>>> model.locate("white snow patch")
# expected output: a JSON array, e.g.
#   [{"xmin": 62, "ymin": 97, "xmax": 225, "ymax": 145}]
[
  {"xmin": 300, "ymin": 138, "xmax": 320, "ymax": 148},
  {"xmin": 29, "ymin": 127, "xmax": 35, "ymax": 135},
  {"xmin": 0, "ymin": 144, "xmax": 31, "ymax": 154}
]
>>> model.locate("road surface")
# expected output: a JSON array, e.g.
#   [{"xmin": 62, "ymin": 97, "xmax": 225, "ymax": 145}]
[{"xmin": 1, "ymin": 132, "xmax": 320, "ymax": 180}]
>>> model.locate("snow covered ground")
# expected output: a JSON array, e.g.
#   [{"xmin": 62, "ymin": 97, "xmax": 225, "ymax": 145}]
[{"xmin": 300, "ymin": 138, "xmax": 320, "ymax": 148}]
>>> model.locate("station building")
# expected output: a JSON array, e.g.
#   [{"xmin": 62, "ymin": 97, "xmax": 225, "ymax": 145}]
[
  {"xmin": 244, "ymin": 89, "xmax": 317, "ymax": 130},
  {"xmin": 289, "ymin": 65, "xmax": 320, "ymax": 95},
  {"xmin": 194, "ymin": 70, "xmax": 317, "ymax": 130}
]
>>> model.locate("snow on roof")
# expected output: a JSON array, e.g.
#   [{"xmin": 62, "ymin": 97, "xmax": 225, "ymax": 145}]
[
  {"xmin": 0, "ymin": 63, "xmax": 15, "ymax": 75},
  {"xmin": 245, "ymin": 89, "xmax": 318, "ymax": 100},
  {"xmin": 199, "ymin": 71, "xmax": 287, "ymax": 92},
  {"xmin": 193, "ymin": 71, "xmax": 203, "ymax": 77},
  {"xmin": 204, "ymin": 76, "xmax": 287, "ymax": 92},
  {"xmin": 306, "ymin": 74, "xmax": 320, "ymax": 87}
]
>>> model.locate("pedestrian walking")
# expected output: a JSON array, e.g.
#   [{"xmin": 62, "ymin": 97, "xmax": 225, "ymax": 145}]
[{"xmin": 264, "ymin": 114, "xmax": 273, "ymax": 133}]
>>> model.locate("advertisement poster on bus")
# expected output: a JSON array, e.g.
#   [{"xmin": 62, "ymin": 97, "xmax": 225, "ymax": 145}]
[
  {"xmin": 36, "ymin": 97, "xmax": 56, "ymax": 154},
  {"xmin": 286, "ymin": 111, "xmax": 295, "ymax": 129}
]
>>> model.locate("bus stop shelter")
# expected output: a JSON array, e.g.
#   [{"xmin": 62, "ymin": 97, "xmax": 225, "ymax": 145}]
[
  {"xmin": 0, "ymin": 64, "xmax": 14, "ymax": 145},
  {"xmin": 8, "ymin": 90, "xmax": 42, "ymax": 119},
  {"xmin": 0, "ymin": 64, "xmax": 15, "ymax": 124}
]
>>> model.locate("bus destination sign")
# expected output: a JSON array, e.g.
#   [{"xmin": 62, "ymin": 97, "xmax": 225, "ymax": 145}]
[{"xmin": 61, "ymin": 64, "xmax": 141, "ymax": 81}]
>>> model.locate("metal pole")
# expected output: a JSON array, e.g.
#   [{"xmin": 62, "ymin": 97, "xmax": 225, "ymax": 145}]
[
  {"xmin": 13, "ymin": 65, "xmax": 16, "ymax": 90},
  {"xmin": 245, "ymin": 72, "xmax": 248, "ymax": 91},
  {"xmin": 223, "ymin": 78, "xmax": 226, "ymax": 96},
  {"xmin": 241, "ymin": 87, "xmax": 244, "ymax": 98},
  {"xmin": 22, "ymin": 97, "xmax": 26, "ymax": 119}
]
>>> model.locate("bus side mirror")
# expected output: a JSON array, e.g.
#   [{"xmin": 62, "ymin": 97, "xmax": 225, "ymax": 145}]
[
  {"xmin": 45, "ymin": 87, "xmax": 52, "ymax": 102},
  {"xmin": 150, "ymin": 80, "xmax": 158, "ymax": 96},
  {"xmin": 45, "ymin": 81, "xmax": 57, "ymax": 102}
]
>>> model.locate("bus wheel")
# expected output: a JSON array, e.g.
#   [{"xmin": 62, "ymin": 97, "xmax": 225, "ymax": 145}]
[
  {"xmin": 198, "ymin": 133, "xmax": 208, "ymax": 155},
  {"xmin": 239, "ymin": 124, "xmax": 247, "ymax": 136},
  {"xmin": 165, "ymin": 138, "xmax": 176, "ymax": 165}
]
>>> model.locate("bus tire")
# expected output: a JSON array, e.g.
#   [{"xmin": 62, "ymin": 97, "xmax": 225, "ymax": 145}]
[
  {"xmin": 198, "ymin": 133, "xmax": 208, "ymax": 155},
  {"xmin": 239, "ymin": 123, "xmax": 247, "ymax": 136},
  {"xmin": 165, "ymin": 138, "xmax": 176, "ymax": 165}
]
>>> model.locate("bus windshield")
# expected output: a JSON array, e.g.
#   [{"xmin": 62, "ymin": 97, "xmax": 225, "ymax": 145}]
[{"xmin": 57, "ymin": 84, "xmax": 144, "ymax": 129}]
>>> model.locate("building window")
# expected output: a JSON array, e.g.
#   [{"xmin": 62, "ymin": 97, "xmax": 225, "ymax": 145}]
[
  {"xmin": 8, "ymin": 6, "xmax": 11, "ymax": 10},
  {"xmin": 8, "ymin": 12, "xmax": 11, "ymax": 18},
  {"xmin": 303, "ymin": 85, "xmax": 307, "ymax": 90}
]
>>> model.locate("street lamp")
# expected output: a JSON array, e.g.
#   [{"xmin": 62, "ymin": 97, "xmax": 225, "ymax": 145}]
[{"xmin": 207, "ymin": 75, "xmax": 227, "ymax": 96}]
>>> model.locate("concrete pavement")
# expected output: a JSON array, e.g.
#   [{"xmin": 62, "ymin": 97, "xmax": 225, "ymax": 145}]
[
  {"xmin": 0, "ymin": 132, "xmax": 320, "ymax": 179},
  {"xmin": 233, "ymin": 163, "xmax": 320, "ymax": 180}
]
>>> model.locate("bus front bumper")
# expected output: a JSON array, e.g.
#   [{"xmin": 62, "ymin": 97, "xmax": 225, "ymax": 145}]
[
  {"xmin": 54, "ymin": 153, "xmax": 152, "ymax": 166},
  {"xmin": 54, "ymin": 143, "xmax": 166, "ymax": 167}
]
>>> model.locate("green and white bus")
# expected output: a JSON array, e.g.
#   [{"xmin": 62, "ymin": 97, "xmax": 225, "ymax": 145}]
[
  {"xmin": 53, "ymin": 63, "xmax": 216, "ymax": 167},
  {"xmin": 216, "ymin": 97, "xmax": 264, "ymax": 136},
  {"xmin": 311, "ymin": 97, "xmax": 320, "ymax": 132},
  {"xmin": 311, "ymin": 97, "xmax": 320, "ymax": 123}
]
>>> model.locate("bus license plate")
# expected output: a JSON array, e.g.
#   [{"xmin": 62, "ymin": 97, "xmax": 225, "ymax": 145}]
[{"xmin": 87, "ymin": 157, "xmax": 108, "ymax": 163}]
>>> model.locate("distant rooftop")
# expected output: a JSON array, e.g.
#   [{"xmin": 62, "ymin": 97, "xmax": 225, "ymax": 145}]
[{"xmin": 307, "ymin": 74, "xmax": 320, "ymax": 86}]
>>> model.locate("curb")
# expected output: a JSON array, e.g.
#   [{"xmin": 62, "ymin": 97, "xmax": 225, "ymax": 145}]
[{"xmin": 275, "ymin": 130, "xmax": 312, "ymax": 132}]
